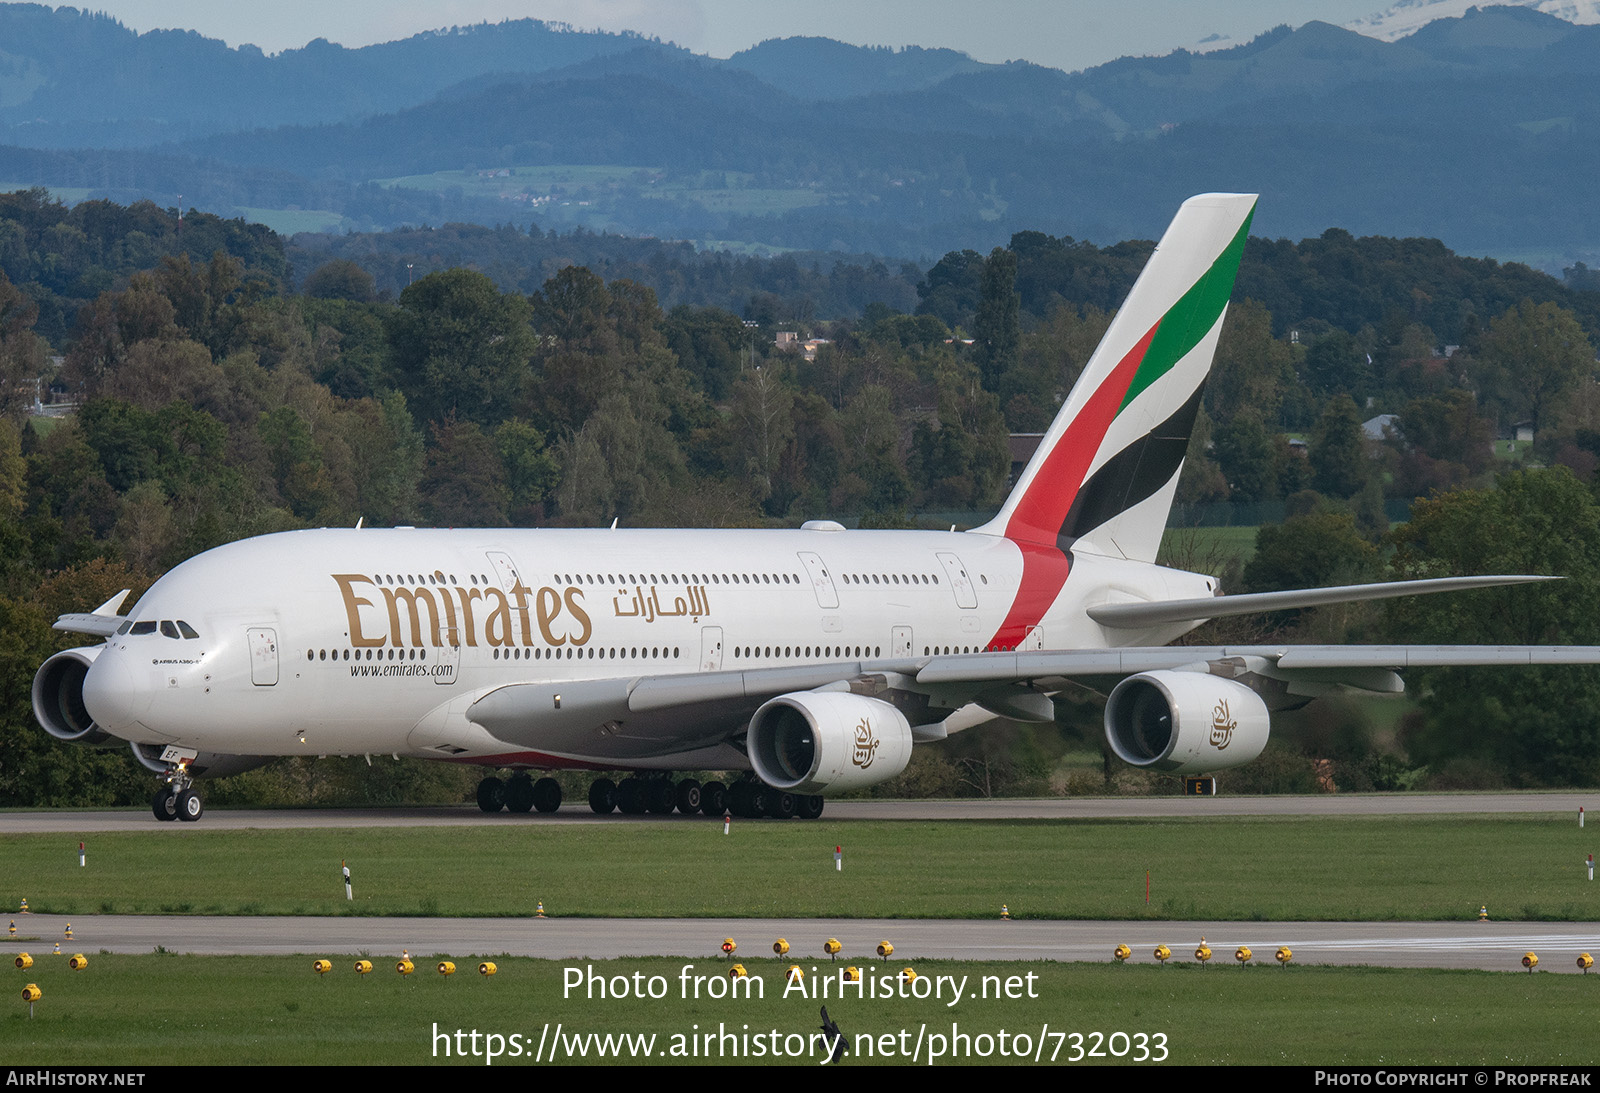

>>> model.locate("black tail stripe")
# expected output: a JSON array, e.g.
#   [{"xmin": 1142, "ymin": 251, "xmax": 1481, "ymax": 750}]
[{"xmin": 1056, "ymin": 382, "xmax": 1207, "ymax": 552}]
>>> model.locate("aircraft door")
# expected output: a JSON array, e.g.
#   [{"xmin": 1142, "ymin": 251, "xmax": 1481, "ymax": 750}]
[
  {"xmin": 891, "ymin": 625, "xmax": 913, "ymax": 657},
  {"xmin": 936, "ymin": 552, "xmax": 979, "ymax": 609},
  {"xmin": 247, "ymin": 627, "xmax": 279, "ymax": 686},
  {"xmin": 700, "ymin": 627, "xmax": 724, "ymax": 672},
  {"xmin": 434, "ymin": 642, "xmax": 459, "ymax": 685},
  {"xmin": 486, "ymin": 551, "xmax": 524, "ymax": 592},
  {"xmin": 797, "ymin": 552, "xmax": 840, "ymax": 609}
]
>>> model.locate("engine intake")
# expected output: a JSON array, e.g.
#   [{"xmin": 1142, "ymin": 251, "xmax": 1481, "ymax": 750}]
[
  {"xmin": 32, "ymin": 647, "xmax": 116, "ymax": 747},
  {"xmin": 1104, "ymin": 671, "xmax": 1269, "ymax": 774},
  {"xmin": 749, "ymin": 691, "xmax": 914, "ymax": 794}
]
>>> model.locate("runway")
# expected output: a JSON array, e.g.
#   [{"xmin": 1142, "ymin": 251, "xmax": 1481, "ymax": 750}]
[
  {"xmin": 9, "ymin": 912, "xmax": 1597, "ymax": 973},
  {"xmin": 4, "ymin": 791, "xmax": 1596, "ymax": 832}
]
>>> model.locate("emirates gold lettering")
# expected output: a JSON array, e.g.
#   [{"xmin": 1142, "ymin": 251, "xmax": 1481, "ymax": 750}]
[{"xmin": 332, "ymin": 574, "xmax": 593, "ymax": 649}]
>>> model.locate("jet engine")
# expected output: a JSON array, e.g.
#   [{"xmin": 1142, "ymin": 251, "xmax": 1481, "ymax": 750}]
[
  {"xmin": 748, "ymin": 691, "xmax": 914, "ymax": 794},
  {"xmin": 32, "ymin": 647, "xmax": 116, "ymax": 747},
  {"xmin": 1104, "ymin": 670, "xmax": 1269, "ymax": 774}
]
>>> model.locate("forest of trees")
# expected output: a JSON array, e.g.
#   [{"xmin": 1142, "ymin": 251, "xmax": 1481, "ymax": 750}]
[{"xmin": 5, "ymin": 188, "xmax": 1600, "ymax": 807}]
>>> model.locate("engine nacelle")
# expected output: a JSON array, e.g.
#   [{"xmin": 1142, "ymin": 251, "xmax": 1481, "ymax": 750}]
[
  {"xmin": 1104, "ymin": 671, "xmax": 1270, "ymax": 774},
  {"xmin": 749, "ymin": 691, "xmax": 914, "ymax": 794},
  {"xmin": 32, "ymin": 647, "xmax": 117, "ymax": 747}
]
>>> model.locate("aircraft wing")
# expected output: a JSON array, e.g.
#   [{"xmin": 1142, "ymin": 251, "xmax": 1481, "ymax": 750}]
[
  {"xmin": 466, "ymin": 641, "xmax": 1600, "ymax": 761},
  {"xmin": 52, "ymin": 590, "xmax": 131, "ymax": 636}
]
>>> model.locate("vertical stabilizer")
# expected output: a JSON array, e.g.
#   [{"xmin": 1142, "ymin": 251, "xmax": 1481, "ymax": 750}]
[{"xmin": 975, "ymin": 193, "xmax": 1256, "ymax": 563}]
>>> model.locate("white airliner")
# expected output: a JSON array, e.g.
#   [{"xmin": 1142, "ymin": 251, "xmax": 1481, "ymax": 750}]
[{"xmin": 31, "ymin": 193, "xmax": 1592, "ymax": 822}]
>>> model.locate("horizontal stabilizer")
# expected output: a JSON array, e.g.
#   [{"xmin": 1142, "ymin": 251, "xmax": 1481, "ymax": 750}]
[
  {"xmin": 915, "ymin": 642, "xmax": 1600, "ymax": 687},
  {"xmin": 1086, "ymin": 575, "xmax": 1557, "ymax": 629}
]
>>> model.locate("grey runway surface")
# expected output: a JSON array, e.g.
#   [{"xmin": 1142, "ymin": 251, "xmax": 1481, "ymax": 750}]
[
  {"xmin": 11, "ymin": 913, "xmax": 1599, "ymax": 973},
  {"xmin": 5, "ymin": 791, "xmax": 1597, "ymax": 832}
]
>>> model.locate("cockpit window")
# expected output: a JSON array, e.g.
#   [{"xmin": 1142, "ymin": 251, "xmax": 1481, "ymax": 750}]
[
  {"xmin": 117, "ymin": 621, "xmax": 133, "ymax": 635},
  {"xmin": 159, "ymin": 621, "xmax": 180, "ymax": 639},
  {"xmin": 177, "ymin": 621, "xmax": 199, "ymax": 639},
  {"xmin": 130, "ymin": 621, "xmax": 157, "ymax": 636}
]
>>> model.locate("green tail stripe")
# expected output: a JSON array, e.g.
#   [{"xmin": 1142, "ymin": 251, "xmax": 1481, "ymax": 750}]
[{"xmin": 1117, "ymin": 204, "xmax": 1255, "ymax": 415}]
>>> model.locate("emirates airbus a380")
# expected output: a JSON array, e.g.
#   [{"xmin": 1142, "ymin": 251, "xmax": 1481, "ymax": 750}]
[{"xmin": 31, "ymin": 194, "xmax": 1590, "ymax": 822}]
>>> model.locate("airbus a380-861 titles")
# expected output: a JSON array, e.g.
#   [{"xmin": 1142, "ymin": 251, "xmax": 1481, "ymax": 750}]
[{"xmin": 31, "ymin": 193, "xmax": 1594, "ymax": 822}]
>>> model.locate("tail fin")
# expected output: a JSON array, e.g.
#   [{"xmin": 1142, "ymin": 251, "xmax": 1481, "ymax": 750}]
[{"xmin": 975, "ymin": 192, "xmax": 1256, "ymax": 563}]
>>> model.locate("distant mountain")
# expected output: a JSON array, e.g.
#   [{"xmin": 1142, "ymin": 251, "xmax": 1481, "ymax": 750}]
[
  {"xmin": 1345, "ymin": 0, "xmax": 1600, "ymax": 42},
  {"xmin": 0, "ymin": 5, "xmax": 658, "ymax": 147},
  {"xmin": 722, "ymin": 38, "xmax": 994, "ymax": 100},
  {"xmin": 2, "ymin": 3, "xmax": 1600, "ymax": 265}
]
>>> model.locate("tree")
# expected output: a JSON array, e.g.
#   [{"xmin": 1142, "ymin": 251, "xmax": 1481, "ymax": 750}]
[
  {"xmin": 1212, "ymin": 414, "xmax": 1280, "ymax": 503},
  {"xmin": 1476, "ymin": 299, "xmax": 1595, "ymax": 435},
  {"xmin": 389, "ymin": 269, "xmax": 534, "ymax": 427},
  {"xmin": 1244, "ymin": 511, "xmax": 1379, "ymax": 593},
  {"xmin": 972, "ymin": 246, "xmax": 1019, "ymax": 392},
  {"xmin": 303, "ymin": 259, "xmax": 377, "ymax": 303},
  {"xmin": 1310, "ymin": 395, "xmax": 1368, "ymax": 499},
  {"xmin": 1388, "ymin": 469, "xmax": 1600, "ymax": 785}
]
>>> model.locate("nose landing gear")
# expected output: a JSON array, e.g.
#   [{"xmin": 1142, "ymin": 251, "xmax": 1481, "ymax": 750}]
[{"xmin": 151, "ymin": 760, "xmax": 203, "ymax": 822}]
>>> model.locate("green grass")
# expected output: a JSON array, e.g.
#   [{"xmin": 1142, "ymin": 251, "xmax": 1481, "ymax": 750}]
[
  {"xmin": 2, "ymin": 954, "xmax": 1595, "ymax": 1065},
  {"xmin": 1159, "ymin": 525, "xmax": 1258, "ymax": 569},
  {"xmin": 233, "ymin": 206, "xmax": 349, "ymax": 235},
  {"xmin": 373, "ymin": 164, "xmax": 830, "ymax": 220},
  {"xmin": 6, "ymin": 815, "xmax": 1600, "ymax": 921}
]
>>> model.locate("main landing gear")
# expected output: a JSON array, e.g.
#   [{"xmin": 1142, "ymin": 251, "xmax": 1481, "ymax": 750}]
[
  {"xmin": 588, "ymin": 776, "xmax": 824, "ymax": 820},
  {"xmin": 475, "ymin": 773, "xmax": 823, "ymax": 819},
  {"xmin": 476, "ymin": 773, "xmax": 562, "ymax": 814},
  {"xmin": 151, "ymin": 765, "xmax": 203, "ymax": 822}
]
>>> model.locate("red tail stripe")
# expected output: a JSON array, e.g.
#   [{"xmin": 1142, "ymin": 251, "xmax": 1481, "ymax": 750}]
[
  {"xmin": 987, "ymin": 542, "xmax": 1073, "ymax": 650},
  {"xmin": 1004, "ymin": 318, "xmax": 1161, "ymax": 547}
]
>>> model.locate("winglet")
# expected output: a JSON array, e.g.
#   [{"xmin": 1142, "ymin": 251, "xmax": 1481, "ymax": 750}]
[{"xmin": 92, "ymin": 589, "xmax": 130, "ymax": 616}]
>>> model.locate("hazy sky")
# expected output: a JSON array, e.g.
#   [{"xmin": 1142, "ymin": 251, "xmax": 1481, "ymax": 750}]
[{"xmin": 79, "ymin": 1, "xmax": 1396, "ymax": 71}]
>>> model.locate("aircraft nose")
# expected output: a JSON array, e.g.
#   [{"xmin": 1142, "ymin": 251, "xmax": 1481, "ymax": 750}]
[{"xmin": 82, "ymin": 650, "xmax": 150, "ymax": 733}]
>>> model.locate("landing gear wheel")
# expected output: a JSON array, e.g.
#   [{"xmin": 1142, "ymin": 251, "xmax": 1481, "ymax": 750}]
[
  {"xmin": 617, "ymin": 777, "xmax": 647, "ymax": 814},
  {"xmin": 646, "ymin": 779, "xmax": 677, "ymax": 814},
  {"xmin": 152, "ymin": 788, "xmax": 178, "ymax": 821},
  {"xmin": 589, "ymin": 778, "xmax": 617, "ymax": 814},
  {"xmin": 768, "ymin": 791, "xmax": 797, "ymax": 819},
  {"xmin": 175, "ymin": 788, "xmax": 204, "ymax": 822},
  {"xmin": 699, "ymin": 782, "xmax": 727, "ymax": 816},
  {"xmin": 533, "ymin": 777, "xmax": 563, "ymax": 813},
  {"xmin": 799, "ymin": 795, "xmax": 825, "ymax": 820},
  {"xmin": 749, "ymin": 784, "xmax": 771, "ymax": 818},
  {"xmin": 728, "ymin": 782, "xmax": 754, "ymax": 817},
  {"xmin": 477, "ymin": 776, "xmax": 507, "ymax": 813},
  {"xmin": 505, "ymin": 774, "xmax": 535, "ymax": 813},
  {"xmin": 675, "ymin": 779, "xmax": 702, "ymax": 814}
]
